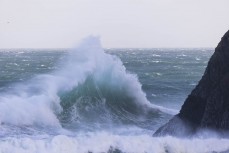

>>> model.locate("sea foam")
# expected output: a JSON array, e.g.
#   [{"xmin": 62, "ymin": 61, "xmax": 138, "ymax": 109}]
[{"xmin": 1, "ymin": 132, "xmax": 229, "ymax": 153}]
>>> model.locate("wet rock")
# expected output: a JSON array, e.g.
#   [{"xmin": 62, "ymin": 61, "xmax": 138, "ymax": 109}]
[{"xmin": 154, "ymin": 30, "xmax": 229, "ymax": 136}]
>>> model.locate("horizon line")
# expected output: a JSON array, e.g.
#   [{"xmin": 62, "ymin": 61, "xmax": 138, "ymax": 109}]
[{"xmin": 0, "ymin": 47, "xmax": 214, "ymax": 50}]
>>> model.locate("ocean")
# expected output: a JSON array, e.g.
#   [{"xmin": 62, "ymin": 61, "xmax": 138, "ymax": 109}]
[{"xmin": 0, "ymin": 37, "xmax": 229, "ymax": 153}]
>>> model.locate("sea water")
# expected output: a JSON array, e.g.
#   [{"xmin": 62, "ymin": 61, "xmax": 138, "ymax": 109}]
[{"xmin": 0, "ymin": 37, "xmax": 228, "ymax": 153}]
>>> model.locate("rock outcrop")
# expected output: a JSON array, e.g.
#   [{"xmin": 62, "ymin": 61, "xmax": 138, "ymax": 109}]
[{"xmin": 154, "ymin": 30, "xmax": 229, "ymax": 136}]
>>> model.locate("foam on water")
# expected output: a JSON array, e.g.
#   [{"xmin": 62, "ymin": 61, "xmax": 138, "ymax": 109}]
[{"xmin": 1, "ymin": 132, "xmax": 229, "ymax": 153}]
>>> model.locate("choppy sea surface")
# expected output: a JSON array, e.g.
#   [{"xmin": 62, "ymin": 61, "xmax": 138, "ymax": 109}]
[{"xmin": 0, "ymin": 37, "xmax": 229, "ymax": 153}]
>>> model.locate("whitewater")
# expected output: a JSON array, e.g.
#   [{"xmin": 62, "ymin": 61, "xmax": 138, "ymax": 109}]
[{"xmin": 0, "ymin": 37, "xmax": 229, "ymax": 153}]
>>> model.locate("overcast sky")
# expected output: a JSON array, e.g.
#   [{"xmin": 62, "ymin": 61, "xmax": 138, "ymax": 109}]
[{"xmin": 0, "ymin": 0, "xmax": 229, "ymax": 48}]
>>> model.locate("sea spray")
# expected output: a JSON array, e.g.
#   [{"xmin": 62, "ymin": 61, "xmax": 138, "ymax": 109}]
[{"xmin": 58, "ymin": 36, "xmax": 163, "ymax": 128}]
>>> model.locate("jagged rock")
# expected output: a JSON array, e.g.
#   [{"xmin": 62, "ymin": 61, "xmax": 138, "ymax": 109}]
[{"xmin": 154, "ymin": 30, "xmax": 229, "ymax": 136}]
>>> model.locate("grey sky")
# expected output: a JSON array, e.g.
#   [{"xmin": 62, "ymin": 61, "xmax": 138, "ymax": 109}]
[{"xmin": 0, "ymin": 0, "xmax": 228, "ymax": 48}]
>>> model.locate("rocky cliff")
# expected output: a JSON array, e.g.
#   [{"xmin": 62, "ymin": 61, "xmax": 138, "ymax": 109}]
[{"xmin": 154, "ymin": 30, "xmax": 229, "ymax": 137}]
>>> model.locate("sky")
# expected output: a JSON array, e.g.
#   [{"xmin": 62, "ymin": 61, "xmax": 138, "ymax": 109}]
[{"xmin": 0, "ymin": 0, "xmax": 229, "ymax": 48}]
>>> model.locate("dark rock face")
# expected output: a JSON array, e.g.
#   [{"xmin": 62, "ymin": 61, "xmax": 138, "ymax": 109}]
[{"xmin": 154, "ymin": 30, "xmax": 229, "ymax": 136}]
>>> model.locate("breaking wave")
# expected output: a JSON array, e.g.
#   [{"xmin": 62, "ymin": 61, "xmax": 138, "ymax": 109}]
[{"xmin": 0, "ymin": 36, "xmax": 176, "ymax": 129}]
